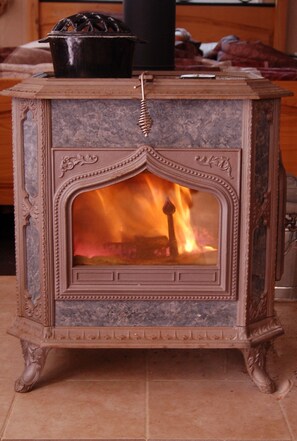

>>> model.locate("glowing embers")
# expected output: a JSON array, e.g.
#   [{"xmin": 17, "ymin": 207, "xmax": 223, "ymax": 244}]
[{"xmin": 72, "ymin": 172, "xmax": 219, "ymax": 265}]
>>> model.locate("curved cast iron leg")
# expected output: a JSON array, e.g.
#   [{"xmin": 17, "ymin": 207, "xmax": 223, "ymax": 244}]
[
  {"xmin": 15, "ymin": 339, "xmax": 50, "ymax": 393},
  {"xmin": 241, "ymin": 343, "xmax": 275, "ymax": 393}
]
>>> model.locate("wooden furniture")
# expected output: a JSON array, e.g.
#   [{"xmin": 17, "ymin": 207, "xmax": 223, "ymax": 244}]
[
  {"xmin": 274, "ymin": 81, "xmax": 297, "ymax": 176},
  {"xmin": 34, "ymin": 0, "xmax": 296, "ymax": 178},
  {"xmin": 1, "ymin": 0, "xmax": 297, "ymax": 207},
  {"xmin": 36, "ymin": 1, "xmax": 288, "ymax": 51},
  {"xmin": 4, "ymin": 74, "xmax": 289, "ymax": 393},
  {"xmin": 0, "ymin": 79, "xmax": 19, "ymax": 205}
]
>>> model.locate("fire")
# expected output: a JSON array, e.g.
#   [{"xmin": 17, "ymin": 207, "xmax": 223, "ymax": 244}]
[{"xmin": 72, "ymin": 172, "xmax": 218, "ymax": 264}]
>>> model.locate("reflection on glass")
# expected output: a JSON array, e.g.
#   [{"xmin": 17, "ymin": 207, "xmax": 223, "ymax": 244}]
[{"xmin": 72, "ymin": 172, "xmax": 219, "ymax": 265}]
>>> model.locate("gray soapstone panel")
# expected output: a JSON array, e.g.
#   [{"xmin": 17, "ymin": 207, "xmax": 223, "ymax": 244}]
[
  {"xmin": 25, "ymin": 218, "xmax": 41, "ymax": 303},
  {"xmin": 55, "ymin": 299, "xmax": 237, "ymax": 327},
  {"xmin": 23, "ymin": 110, "xmax": 38, "ymax": 198},
  {"xmin": 51, "ymin": 99, "xmax": 243, "ymax": 149}
]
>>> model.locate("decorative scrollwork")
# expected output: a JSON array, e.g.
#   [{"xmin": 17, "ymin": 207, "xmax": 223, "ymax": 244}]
[
  {"xmin": 15, "ymin": 340, "xmax": 50, "ymax": 393},
  {"xmin": 22, "ymin": 194, "xmax": 39, "ymax": 225},
  {"xmin": 53, "ymin": 146, "xmax": 240, "ymax": 301},
  {"xmin": 59, "ymin": 154, "xmax": 98, "ymax": 178},
  {"xmin": 248, "ymin": 294, "xmax": 268, "ymax": 323},
  {"xmin": 195, "ymin": 154, "xmax": 233, "ymax": 179},
  {"xmin": 285, "ymin": 213, "xmax": 297, "ymax": 233},
  {"xmin": 242, "ymin": 343, "xmax": 275, "ymax": 394},
  {"xmin": 24, "ymin": 291, "xmax": 43, "ymax": 321},
  {"xmin": 251, "ymin": 192, "xmax": 271, "ymax": 230}
]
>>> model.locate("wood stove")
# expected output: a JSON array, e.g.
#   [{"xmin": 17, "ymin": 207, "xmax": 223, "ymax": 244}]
[{"xmin": 4, "ymin": 73, "xmax": 290, "ymax": 393}]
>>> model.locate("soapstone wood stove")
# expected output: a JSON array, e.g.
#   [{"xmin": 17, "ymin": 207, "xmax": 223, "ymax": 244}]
[{"xmin": 4, "ymin": 72, "xmax": 290, "ymax": 393}]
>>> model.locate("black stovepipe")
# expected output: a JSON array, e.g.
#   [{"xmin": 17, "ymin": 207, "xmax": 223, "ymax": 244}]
[{"xmin": 123, "ymin": 0, "xmax": 176, "ymax": 70}]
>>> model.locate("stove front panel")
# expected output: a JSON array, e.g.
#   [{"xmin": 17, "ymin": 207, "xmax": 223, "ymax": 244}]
[
  {"xmin": 52, "ymin": 147, "xmax": 241, "ymax": 306},
  {"xmin": 49, "ymin": 96, "xmax": 243, "ymax": 328}
]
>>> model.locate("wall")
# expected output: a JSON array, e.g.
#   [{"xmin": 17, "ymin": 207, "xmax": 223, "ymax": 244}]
[
  {"xmin": 0, "ymin": 0, "xmax": 37, "ymax": 46},
  {"xmin": 286, "ymin": 0, "xmax": 297, "ymax": 54},
  {"xmin": 0, "ymin": 0, "xmax": 296, "ymax": 51}
]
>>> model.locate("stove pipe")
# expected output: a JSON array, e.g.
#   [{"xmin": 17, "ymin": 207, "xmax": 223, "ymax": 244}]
[{"xmin": 123, "ymin": 0, "xmax": 176, "ymax": 70}]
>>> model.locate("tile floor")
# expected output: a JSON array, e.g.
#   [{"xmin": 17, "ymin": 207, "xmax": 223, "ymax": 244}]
[{"xmin": 0, "ymin": 275, "xmax": 297, "ymax": 441}]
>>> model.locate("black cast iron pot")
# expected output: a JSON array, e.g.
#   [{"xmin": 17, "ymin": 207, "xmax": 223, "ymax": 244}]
[{"xmin": 40, "ymin": 12, "xmax": 137, "ymax": 78}]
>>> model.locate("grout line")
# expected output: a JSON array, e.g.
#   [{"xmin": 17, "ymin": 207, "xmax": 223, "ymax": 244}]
[
  {"xmin": 145, "ymin": 350, "xmax": 149, "ymax": 441},
  {"xmin": 0, "ymin": 439, "xmax": 148, "ymax": 441},
  {"xmin": 53, "ymin": 377, "xmax": 250, "ymax": 384},
  {"xmin": 146, "ymin": 438, "xmax": 293, "ymax": 441},
  {"xmin": 279, "ymin": 400, "xmax": 296, "ymax": 440},
  {"xmin": 0, "ymin": 389, "xmax": 17, "ymax": 440},
  {"xmin": 141, "ymin": 378, "xmax": 249, "ymax": 383}
]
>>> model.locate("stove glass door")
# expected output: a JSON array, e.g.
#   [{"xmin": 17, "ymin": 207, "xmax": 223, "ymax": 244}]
[{"xmin": 72, "ymin": 171, "xmax": 219, "ymax": 266}]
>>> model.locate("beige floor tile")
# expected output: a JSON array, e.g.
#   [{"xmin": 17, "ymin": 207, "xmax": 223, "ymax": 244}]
[
  {"xmin": 147, "ymin": 347, "xmax": 273, "ymax": 385},
  {"xmin": 41, "ymin": 347, "xmax": 147, "ymax": 384},
  {"xmin": 0, "ymin": 276, "xmax": 17, "ymax": 305},
  {"xmin": 3, "ymin": 380, "xmax": 146, "ymax": 440},
  {"xmin": 0, "ymin": 329, "xmax": 23, "ymax": 381},
  {"xmin": 267, "ymin": 336, "xmax": 297, "ymax": 399},
  {"xmin": 224, "ymin": 348, "xmax": 252, "ymax": 383},
  {"xmin": 270, "ymin": 335, "xmax": 297, "ymax": 371},
  {"xmin": 279, "ymin": 384, "xmax": 297, "ymax": 439},
  {"xmin": 215, "ymin": 343, "xmax": 296, "ymax": 395},
  {"xmin": 148, "ymin": 348, "xmax": 227, "ymax": 381},
  {"xmin": 148, "ymin": 380, "xmax": 291, "ymax": 440},
  {"xmin": 0, "ymin": 274, "xmax": 296, "ymax": 441},
  {"xmin": 0, "ymin": 303, "xmax": 16, "ymax": 330},
  {"xmin": 275, "ymin": 301, "xmax": 297, "ymax": 338},
  {"xmin": 0, "ymin": 381, "xmax": 16, "ymax": 437}
]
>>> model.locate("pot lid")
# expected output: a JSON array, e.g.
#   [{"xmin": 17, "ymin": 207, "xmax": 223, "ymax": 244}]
[{"xmin": 41, "ymin": 12, "xmax": 137, "ymax": 39}]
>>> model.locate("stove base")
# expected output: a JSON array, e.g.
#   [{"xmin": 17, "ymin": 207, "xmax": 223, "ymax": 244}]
[{"xmin": 10, "ymin": 316, "xmax": 283, "ymax": 393}]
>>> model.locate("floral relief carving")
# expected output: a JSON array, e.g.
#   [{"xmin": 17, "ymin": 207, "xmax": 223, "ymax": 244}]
[
  {"xmin": 195, "ymin": 154, "xmax": 234, "ymax": 179},
  {"xmin": 248, "ymin": 294, "xmax": 268, "ymax": 323},
  {"xmin": 18, "ymin": 100, "xmax": 50, "ymax": 326},
  {"xmin": 22, "ymin": 194, "xmax": 39, "ymax": 225},
  {"xmin": 248, "ymin": 317, "xmax": 283, "ymax": 342},
  {"xmin": 24, "ymin": 292, "xmax": 43, "ymax": 321},
  {"xmin": 251, "ymin": 192, "xmax": 271, "ymax": 230},
  {"xmin": 9, "ymin": 317, "xmax": 282, "ymax": 348},
  {"xmin": 53, "ymin": 146, "xmax": 240, "ymax": 301},
  {"xmin": 32, "ymin": 325, "xmax": 245, "ymax": 345},
  {"xmin": 9, "ymin": 317, "xmax": 239, "ymax": 345},
  {"xmin": 59, "ymin": 154, "xmax": 99, "ymax": 177},
  {"xmin": 15, "ymin": 340, "xmax": 50, "ymax": 393},
  {"xmin": 242, "ymin": 343, "xmax": 275, "ymax": 394}
]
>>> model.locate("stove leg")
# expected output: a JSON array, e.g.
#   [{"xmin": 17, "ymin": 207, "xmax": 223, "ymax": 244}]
[
  {"xmin": 15, "ymin": 339, "xmax": 50, "ymax": 393},
  {"xmin": 241, "ymin": 343, "xmax": 275, "ymax": 393}
]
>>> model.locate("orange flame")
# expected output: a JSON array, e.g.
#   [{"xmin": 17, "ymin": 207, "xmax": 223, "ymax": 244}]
[{"xmin": 72, "ymin": 172, "xmax": 218, "ymax": 263}]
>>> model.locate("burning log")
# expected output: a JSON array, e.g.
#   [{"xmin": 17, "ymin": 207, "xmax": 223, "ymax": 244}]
[
  {"xmin": 74, "ymin": 235, "xmax": 169, "ymax": 265},
  {"xmin": 134, "ymin": 235, "xmax": 169, "ymax": 258},
  {"xmin": 103, "ymin": 235, "xmax": 169, "ymax": 259}
]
